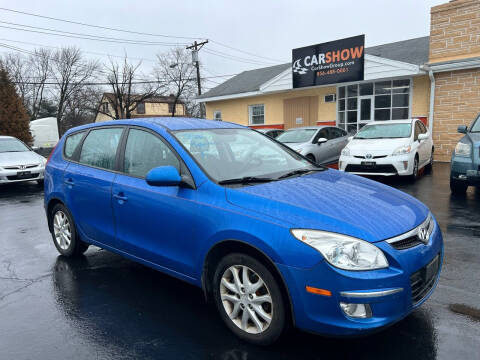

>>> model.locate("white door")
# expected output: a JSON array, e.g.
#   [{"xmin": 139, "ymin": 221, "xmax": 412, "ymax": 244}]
[{"xmin": 357, "ymin": 96, "xmax": 374, "ymax": 132}]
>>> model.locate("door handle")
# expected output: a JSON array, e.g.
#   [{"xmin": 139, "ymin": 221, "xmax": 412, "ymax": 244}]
[
  {"xmin": 113, "ymin": 193, "xmax": 128, "ymax": 202},
  {"xmin": 64, "ymin": 178, "xmax": 74, "ymax": 187}
]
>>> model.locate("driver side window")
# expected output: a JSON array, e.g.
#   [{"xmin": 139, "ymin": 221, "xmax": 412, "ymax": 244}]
[{"xmin": 123, "ymin": 129, "xmax": 180, "ymax": 178}]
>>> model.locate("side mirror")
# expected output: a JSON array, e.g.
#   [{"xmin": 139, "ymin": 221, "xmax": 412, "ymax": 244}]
[
  {"xmin": 317, "ymin": 137, "xmax": 328, "ymax": 145},
  {"xmin": 347, "ymin": 136, "xmax": 353, "ymax": 142},
  {"xmin": 457, "ymin": 125, "xmax": 467, "ymax": 134},
  {"xmin": 146, "ymin": 166, "xmax": 181, "ymax": 186},
  {"xmin": 418, "ymin": 133, "xmax": 429, "ymax": 141}
]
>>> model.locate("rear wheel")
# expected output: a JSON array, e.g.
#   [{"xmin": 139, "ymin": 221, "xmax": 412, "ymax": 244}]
[
  {"xmin": 50, "ymin": 204, "xmax": 89, "ymax": 257},
  {"xmin": 450, "ymin": 178, "xmax": 468, "ymax": 195},
  {"xmin": 212, "ymin": 253, "xmax": 286, "ymax": 345}
]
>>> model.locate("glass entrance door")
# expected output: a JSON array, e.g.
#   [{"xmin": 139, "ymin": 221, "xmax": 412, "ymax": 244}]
[{"xmin": 358, "ymin": 95, "xmax": 373, "ymax": 131}]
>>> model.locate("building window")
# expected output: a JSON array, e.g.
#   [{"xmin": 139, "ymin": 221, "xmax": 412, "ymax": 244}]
[
  {"xmin": 337, "ymin": 79, "xmax": 411, "ymax": 134},
  {"xmin": 136, "ymin": 102, "xmax": 145, "ymax": 114},
  {"xmin": 213, "ymin": 110, "xmax": 222, "ymax": 121},
  {"xmin": 248, "ymin": 104, "xmax": 265, "ymax": 125},
  {"xmin": 168, "ymin": 103, "xmax": 175, "ymax": 113},
  {"xmin": 101, "ymin": 102, "xmax": 109, "ymax": 113}
]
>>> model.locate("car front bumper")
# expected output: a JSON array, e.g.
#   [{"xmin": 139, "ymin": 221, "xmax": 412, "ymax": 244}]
[
  {"xmin": 278, "ymin": 218, "xmax": 443, "ymax": 336},
  {"xmin": 339, "ymin": 154, "xmax": 413, "ymax": 176},
  {"xmin": 0, "ymin": 167, "xmax": 45, "ymax": 184},
  {"xmin": 451, "ymin": 155, "xmax": 480, "ymax": 186}
]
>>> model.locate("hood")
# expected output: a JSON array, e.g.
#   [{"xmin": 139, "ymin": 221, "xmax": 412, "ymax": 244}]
[
  {"xmin": 226, "ymin": 170, "xmax": 429, "ymax": 242},
  {"xmin": 346, "ymin": 138, "xmax": 409, "ymax": 157},
  {"xmin": 0, "ymin": 151, "xmax": 44, "ymax": 167},
  {"xmin": 283, "ymin": 142, "xmax": 307, "ymax": 151}
]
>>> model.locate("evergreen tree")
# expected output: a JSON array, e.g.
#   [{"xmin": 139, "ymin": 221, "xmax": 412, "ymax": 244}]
[{"xmin": 0, "ymin": 65, "xmax": 33, "ymax": 144}]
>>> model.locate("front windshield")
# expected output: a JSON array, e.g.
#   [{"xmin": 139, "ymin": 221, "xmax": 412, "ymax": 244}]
[
  {"xmin": 0, "ymin": 138, "xmax": 30, "ymax": 153},
  {"xmin": 174, "ymin": 128, "xmax": 320, "ymax": 183},
  {"xmin": 471, "ymin": 116, "xmax": 480, "ymax": 132},
  {"xmin": 355, "ymin": 123, "xmax": 412, "ymax": 139},
  {"xmin": 276, "ymin": 129, "xmax": 317, "ymax": 143}
]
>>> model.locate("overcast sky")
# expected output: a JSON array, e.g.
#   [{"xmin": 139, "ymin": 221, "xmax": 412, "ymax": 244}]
[{"xmin": 0, "ymin": 0, "xmax": 446, "ymax": 91}]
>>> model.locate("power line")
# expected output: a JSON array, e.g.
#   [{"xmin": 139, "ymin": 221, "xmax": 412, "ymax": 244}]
[
  {"xmin": 0, "ymin": 21, "xmax": 188, "ymax": 46},
  {"xmin": 0, "ymin": 7, "xmax": 286, "ymax": 64},
  {"xmin": 0, "ymin": 7, "xmax": 198, "ymax": 40}
]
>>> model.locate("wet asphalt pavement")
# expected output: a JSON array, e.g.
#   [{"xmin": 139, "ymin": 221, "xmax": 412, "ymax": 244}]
[{"xmin": 0, "ymin": 163, "xmax": 479, "ymax": 360}]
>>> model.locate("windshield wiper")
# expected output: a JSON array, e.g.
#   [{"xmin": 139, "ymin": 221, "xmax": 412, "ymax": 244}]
[
  {"xmin": 277, "ymin": 168, "xmax": 323, "ymax": 180},
  {"xmin": 218, "ymin": 176, "xmax": 276, "ymax": 185}
]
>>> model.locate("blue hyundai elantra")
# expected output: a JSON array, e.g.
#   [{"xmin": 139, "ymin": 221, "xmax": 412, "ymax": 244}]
[{"xmin": 44, "ymin": 118, "xmax": 443, "ymax": 345}]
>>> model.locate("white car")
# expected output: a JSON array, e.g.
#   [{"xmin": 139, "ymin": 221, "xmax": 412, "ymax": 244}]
[
  {"xmin": 339, "ymin": 119, "xmax": 434, "ymax": 181},
  {"xmin": 0, "ymin": 136, "xmax": 47, "ymax": 185}
]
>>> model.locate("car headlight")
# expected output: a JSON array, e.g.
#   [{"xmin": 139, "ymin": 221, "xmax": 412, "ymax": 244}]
[
  {"xmin": 455, "ymin": 142, "xmax": 471, "ymax": 157},
  {"xmin": 341, "ymin": 147, "xmax": 350, "ymax": 156},
  {"xmin": 291, "ymin": 229, "xmax": 389, "ymax": 270},
  {"xmin": 392, "ymin": 145, "xmax": 411, "ymax": 156}
]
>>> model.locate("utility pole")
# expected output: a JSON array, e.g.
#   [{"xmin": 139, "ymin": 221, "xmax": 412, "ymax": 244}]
[{"xmin": 186, "ymin": 40, "xmax": 208, "ymax": 118}]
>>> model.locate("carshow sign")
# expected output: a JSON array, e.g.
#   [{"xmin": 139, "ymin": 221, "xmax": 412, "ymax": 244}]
[{"xmin": 292, "ymin": 35, "xmax": 365, "ymax": 88}]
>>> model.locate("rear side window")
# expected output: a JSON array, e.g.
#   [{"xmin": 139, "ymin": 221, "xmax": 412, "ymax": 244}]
[
  {"xmin": 64, "ymin": 132, "xmax": 85, "ymax": 159},
  {"xmin": 124, "ymin": 129, "xmax": 180, "ymax": 178},
  {"xmin": 79, "ymin": 128, "xmax": 123, "ymax": 170}
]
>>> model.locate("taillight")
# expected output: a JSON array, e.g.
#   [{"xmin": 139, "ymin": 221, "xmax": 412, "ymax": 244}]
[{"xmin": 46, "ymin": 142, "xmax": 59, "ymax": 165}]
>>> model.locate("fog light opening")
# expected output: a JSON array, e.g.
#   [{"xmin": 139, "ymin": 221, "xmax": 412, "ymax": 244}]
[
  {"xmin": 403, "ymin": 161, "xmax": 409, "ymax": 170},
  {"xmin": 340, "ymin": 302, "xmax": 372, "ymax": 318}
]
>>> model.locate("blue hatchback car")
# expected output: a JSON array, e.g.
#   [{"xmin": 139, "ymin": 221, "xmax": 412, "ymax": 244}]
[
  {"xmin": 44, "ymin": 118, "xmax": 443, "ymax": 345},
  {"xmin": 450, "ymin": 114, "xmax": 480, "ymax": 194}
]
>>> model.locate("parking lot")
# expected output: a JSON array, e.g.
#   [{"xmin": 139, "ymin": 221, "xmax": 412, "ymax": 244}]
[{"xmin": 0, "ymin": 162, "xmax": 479, "ymax": 360}]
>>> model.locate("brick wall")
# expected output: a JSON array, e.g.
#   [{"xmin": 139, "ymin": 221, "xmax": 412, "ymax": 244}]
[
  {"xmin": 430, "ymin": 0, "xmax": 480, "ymax": 63},
  {"xmin": 430, "ymin": 0, "xmax": 480, "ymax": 161},
  {"xmin": 433, "ymin": 68, "xmax": 480, "ymax": 161}
]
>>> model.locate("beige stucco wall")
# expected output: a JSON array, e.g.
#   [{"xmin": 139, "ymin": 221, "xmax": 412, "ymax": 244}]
[
  {"xmin": 205, "ymin": 86, "xmax": 337, "ymax": 126},
  {"xmin": 411, "ymin": 75, "xmax": 431, "ymax": 119},
  {"xmin": 206, "ymin": 77, "xmax": 432, "ymax": 127}
]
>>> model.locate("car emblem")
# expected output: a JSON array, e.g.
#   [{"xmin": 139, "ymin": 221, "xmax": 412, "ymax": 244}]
[
  {"xmin": 19, "ymin": 165, "xmax": 26, "ymax": 170},
  {"xmin": 365, "ymin": 154, "xmax": 373, "ymax": 159},
  {"xmin": 418, "ymin": 226, "xmax": 429, "ymax": 244}
]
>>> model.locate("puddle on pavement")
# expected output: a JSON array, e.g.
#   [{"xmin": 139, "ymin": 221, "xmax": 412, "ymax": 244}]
[{"xmin": 449, "ymin": 303, "xmax": 480, "ymax": 322}]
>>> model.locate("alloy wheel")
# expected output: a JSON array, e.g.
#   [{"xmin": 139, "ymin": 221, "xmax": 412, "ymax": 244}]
[
  {"xmin": 413, "ymin": 158, "xmax": 419, "ymax": 178},
  {"xmin": 220, "ymin": 265, "xmax": 273, "ymax": 334},
  {"xmin": 53, "ymin": 211, "xmax": 71, "ymax": 250}
]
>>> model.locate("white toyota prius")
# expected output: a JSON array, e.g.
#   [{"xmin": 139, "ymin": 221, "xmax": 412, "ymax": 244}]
[
  {"xmin": 339, "ymin": 119, "xmax": 434, "ymax": 181},
  {"xmin": 0, "ymin": 136, "xmax": 47, "ymax": 185}
]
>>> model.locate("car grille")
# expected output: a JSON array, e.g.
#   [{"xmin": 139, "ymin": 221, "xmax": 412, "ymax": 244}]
[
  {"xmin": 353, "ymin": 155, "xmax": 387, "ymax": 159},
  {"xmin": 3, "ymin": 164, "xmax": 39, "ymax": 170},
  {"xmin": 410, "ymin": 254, "xmax": 440, "ymax": 305},
  {"xmin": 390, "ymin": 235, "xmax": 422, "ymax": 250},
  {"xmin": 345, "ymin": 164, "xmax": 397, "ymax": 174},
  {"xmin": 6, "ymin": 173, "xmax": 39, "ymax": 180}
]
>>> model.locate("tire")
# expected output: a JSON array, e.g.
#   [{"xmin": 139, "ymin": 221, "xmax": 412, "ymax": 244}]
[
  {"xmin": 409, "ymin": 155, "xmax": 419, "ymax": 182},
  {"xmin": 450, "ymin": 178, "xmax": 468, "ymax": 195},
  {"xmin": 50, "ymin": 203, "xmax": 89, "ymax": 257},
  {"xmin": 212, "ymin": 253, "xmax": 286, "ymax": 346},
  {"xmin": 306, "ymin": 154, "xmax": 316, "ymax": 163}
]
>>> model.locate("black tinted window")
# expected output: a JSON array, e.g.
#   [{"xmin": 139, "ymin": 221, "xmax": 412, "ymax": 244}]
[
  {"xmin": 124, "ymin": 129, "xmax": 179, "ymax": 178},
  {"xmin": 329, "ymin": 128, "xmax": 345, "ymax": 139},
  {"xmin": 64, "ymin": 132, "xmax": 85, "ymax": 159},
  {"xmin": 79, "ymin": 128, "xmax": 123, "ymax": 170}
]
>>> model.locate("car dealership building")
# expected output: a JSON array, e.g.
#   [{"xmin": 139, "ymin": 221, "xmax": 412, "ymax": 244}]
[{"xmin": 199, "ymin": 0, "xmax": 480, "ymax": 162}]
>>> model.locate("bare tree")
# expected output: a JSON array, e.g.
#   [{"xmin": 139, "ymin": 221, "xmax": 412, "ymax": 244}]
[
  {"xmin": 50, "ymin": 47, "xmax": 98, "ymax": 136},
  {"xmin": 96, "ymin": 56, "xmax": 162, "ymax": 120},
  {"xmin": 2, "ymin": 49, "xmax": 53, "ymax": 120},
  {"xmin": 63, "ymin": 86, "xmax": 99, "ymax": 129},
  {"xmin": 155, "ymin": 47, "xmax": 196, "ymax": 117}
]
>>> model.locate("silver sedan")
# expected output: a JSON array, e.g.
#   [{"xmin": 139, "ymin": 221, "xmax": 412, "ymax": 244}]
[
  {"xmin": 0, "ymin": 136, "xmax": 47, "ymax": 185},
  {"xmin": 276, "ymin": 126, "xmax": 349, "ymax": 165}
]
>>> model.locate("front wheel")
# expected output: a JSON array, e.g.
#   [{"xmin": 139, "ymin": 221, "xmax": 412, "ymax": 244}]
[
  {"xmin": 50, "ymin": 204, "xmax": 89, "ymax": 257},
  {"xmin": 212, "ymin": 253, "xmax": 286, "ymax": 345},
  {"xmin": 450, "ymin": 178, "xmax": 468, "ymax": 195},
  {"xmin": 409, "ymin": 156, "xmax": 419, "ymax": 182},
  {"xmin": 306, "ymin": 154, "xmax": 316, "ymax": 163}
]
